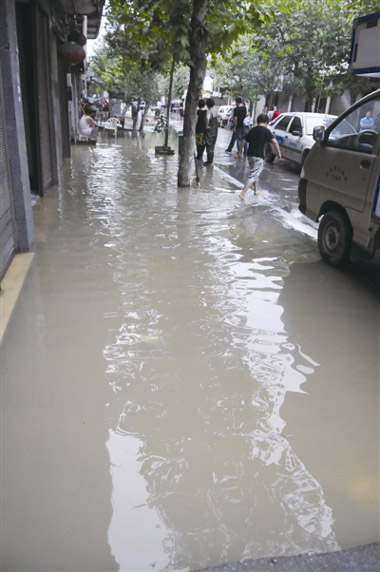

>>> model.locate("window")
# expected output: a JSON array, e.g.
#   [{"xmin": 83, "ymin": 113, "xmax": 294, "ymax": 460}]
[
  {"xmin": 327, "ymin": 96, "xmax": 380, "ymax": 154},
  {"xmin": 274, "ymin": 115, "xmax": 292, "ymax": 131},
  {"xmin": 289, "ymin": 116, "xmax": 302, "ymax": 134}
]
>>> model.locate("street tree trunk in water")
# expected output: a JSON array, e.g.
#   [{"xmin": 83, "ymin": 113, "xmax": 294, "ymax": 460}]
[
  {"xmin": 164, "ymin": 57, "xmax": 176, "ymax": 147},
  {"xmin": 177, "ymin": 0, "xmax": 209, "ymax": 187}
]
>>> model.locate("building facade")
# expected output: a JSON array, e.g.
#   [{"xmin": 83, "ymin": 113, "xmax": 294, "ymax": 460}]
[{"xmin": 0, "ymin": 0, "xmax": 104, "ymax": 281}]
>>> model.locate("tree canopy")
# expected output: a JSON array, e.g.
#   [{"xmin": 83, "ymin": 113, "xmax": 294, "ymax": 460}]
[
  {"xmin": 211, "ymin": 0, "xmax": 379, "ymax": 111},
  {"xmin": 248, "ymin": 0, "xmax": 379, "ymax": 108}
]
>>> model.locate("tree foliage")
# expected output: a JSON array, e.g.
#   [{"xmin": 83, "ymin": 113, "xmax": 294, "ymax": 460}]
[
  {"xmin": 106, "ymin": 0, "xmax": 267, "ymax": 63},
  {"xmin": 247, "ymin": 0, "xmax": 380, "ymax": 108},
  {"xmin": 212, "ymin": 43, "xmax": 286, "ymax": 111},
  {"xmin": 89, "ymin": 13, "xmax": 165, "ymax": 107},
  {"xmin": 210, "ymin": 0, "xmax": 379, "ymax": 112}
]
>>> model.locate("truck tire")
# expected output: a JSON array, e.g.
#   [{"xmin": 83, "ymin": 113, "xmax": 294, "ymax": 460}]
[
  {"xmin": 264, "ymin": 142, "xmax": 276, "ymax": 163},
  {"xmin": 318, "ymin": 210, "xmax": 352, "ymax": 266}
]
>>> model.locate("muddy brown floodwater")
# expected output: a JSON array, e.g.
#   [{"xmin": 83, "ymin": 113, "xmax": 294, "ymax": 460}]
[{"xmin": 1, "ymin": 129, "xmax": 379, "ymax": 572}]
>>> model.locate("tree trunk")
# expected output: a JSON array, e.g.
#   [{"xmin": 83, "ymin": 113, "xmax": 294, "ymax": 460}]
[
  {"xmin": 164, "ymin": 57, "xmax": 176, "ymax": 147},
  {"xmin": 177, "ymin": 0, "xmax": 209, "ymax": 188}
]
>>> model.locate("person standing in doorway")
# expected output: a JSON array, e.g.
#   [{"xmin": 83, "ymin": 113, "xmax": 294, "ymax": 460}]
[
  {"xmin": 237, "ymin": 113, "xmax": 281, "ymax": 199},
  {"xmin": 195, "ymin": 99, "xmax": 208, "ymax": 161},
  {"xmin": 204, "ymin": 98, "xmax": 218, "ymax": 166}
]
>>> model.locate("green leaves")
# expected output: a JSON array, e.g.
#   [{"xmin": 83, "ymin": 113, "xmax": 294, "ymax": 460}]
[
  {"xmin": 104, "ymin": 0, "xmax": 273, "ymax": 71},
  {"xmin": 94, "ymin": 0, "xmax": 378, "ymax": 117},
  {"xmin": 245, "ymin": 0, "xmax": 379, "ymax": 105}
]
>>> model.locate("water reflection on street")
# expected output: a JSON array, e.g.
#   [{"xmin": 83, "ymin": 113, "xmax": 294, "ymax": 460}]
[{"xmin": 1, "ymin": 129, "xmax": 379, "ymax": 572}]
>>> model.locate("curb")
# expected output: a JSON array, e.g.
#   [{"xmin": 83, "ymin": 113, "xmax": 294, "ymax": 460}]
[
  {"xmin": 0, "ymin": 253, "xmax": 34, "ymax": 342},
  {"xmin": 192, "ymin": 543, "xmax": 380, "ymax": 572}
]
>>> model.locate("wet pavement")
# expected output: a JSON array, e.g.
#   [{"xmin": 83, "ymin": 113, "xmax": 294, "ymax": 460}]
[
  {"xmin": 1, "ymin": 121, "xmax": 379, "ymax": 572},
  {"xmin": 196, "ymin": 542, "xmax": 380, "ymax": 572}
]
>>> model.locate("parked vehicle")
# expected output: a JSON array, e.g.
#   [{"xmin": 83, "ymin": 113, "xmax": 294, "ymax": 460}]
[
  {"xmin": 171, "ymin": 99, "xmax": 181, "ymax": 111},
  {"xmin": 298, "ymin": 89, "xmax": 380, "ymax": 266},
  {"xmin": 265, "ymin": 112, "xmax": 337, "ymax": 166},
  {"xmin": 217, "ymin": 105, "xmax": 234, "ymax": 127}
]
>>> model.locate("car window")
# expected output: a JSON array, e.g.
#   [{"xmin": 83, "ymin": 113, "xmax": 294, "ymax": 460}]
[
  {"xmin": 326, "ymin": 97, "xmax": 380, "ymax": 154},
  {"xmin": 274, "ymin": 115, "xmax": 292, "ymax": 131},
  {"xmin": 269, "ymin": 115, "xmax": 283, "ymax": 127},
  {"xmin": 289, "ymin": 116, "xmax": 302, "ymax": 134},
  {"xmin": 305, "ymin": 116, "xmax": 336, "ymax": 136}
]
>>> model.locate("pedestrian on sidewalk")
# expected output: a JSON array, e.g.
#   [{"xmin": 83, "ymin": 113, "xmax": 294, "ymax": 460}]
[
  {"xmin": 225, "ymin": 108, "xmax": 236, "ymax": 152},
  {"xmin": 204, "ymin": 98, "xmax": 218, "ymax": 166},
  {"xmin": 233, "ymin": 97, "xmax": 248, "ymax": 156},
  {"xmin": 196, "ymin": 99, "xmax": 208, "ymax": 161},
  {"xmin": 237, "ymin": 113, "xmax": 281, "ymax": 199},
  {"xmin": 132, "ymin": 100, "xmax": 139, "ymax": 130},
  {"xmin": 225, "ymin": 128, "xmax": 236, "ymax": 153}
]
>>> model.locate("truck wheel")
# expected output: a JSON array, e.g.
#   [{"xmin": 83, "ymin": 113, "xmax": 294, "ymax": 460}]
[
  {"xmin": 264, "ymin": 142, "xmax": 276, "ymax": 163},
  {"xmin": 318, "ymin": 210, "xmax": 352, "ymax": 266}
]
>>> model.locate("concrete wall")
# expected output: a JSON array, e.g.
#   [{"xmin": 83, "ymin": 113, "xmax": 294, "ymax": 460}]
[{"xmin": 50, "ymin": 31, "xmax": 65, "ymax": 173}]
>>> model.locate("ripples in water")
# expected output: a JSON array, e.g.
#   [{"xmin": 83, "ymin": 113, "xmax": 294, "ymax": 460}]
[{"xmin": 90, "ymin": 135, "xmax": 341, "ymax": 570}]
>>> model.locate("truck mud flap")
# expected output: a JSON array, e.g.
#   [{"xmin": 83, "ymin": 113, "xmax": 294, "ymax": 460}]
[{"xmin": 298, "ymin": 178, "xmax": 307, "ymax": 214}]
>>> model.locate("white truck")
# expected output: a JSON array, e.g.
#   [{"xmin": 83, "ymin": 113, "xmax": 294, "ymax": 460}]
[{"xmin": 298, "ymin": 11, "xmax": 380, "ymax": 266}]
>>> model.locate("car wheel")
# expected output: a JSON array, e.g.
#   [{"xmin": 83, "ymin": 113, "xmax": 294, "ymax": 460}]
[
  {"xmin": 264, "ymin": 142, "xmax": 276, "ymax": 163},
  {"xmin": 318, "ymin": 210, "xmax": 352, "ymax": 266}
]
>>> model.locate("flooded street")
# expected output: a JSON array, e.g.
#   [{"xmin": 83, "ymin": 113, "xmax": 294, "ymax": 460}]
[{"xmin": 1, "ymin": 126, "xmax": 379, "ymax": 572}]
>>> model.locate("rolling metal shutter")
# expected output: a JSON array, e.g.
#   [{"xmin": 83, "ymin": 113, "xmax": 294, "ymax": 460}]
[{"xmin": 0, "ymin": 75, "xmax": 16, "ymax": 281}]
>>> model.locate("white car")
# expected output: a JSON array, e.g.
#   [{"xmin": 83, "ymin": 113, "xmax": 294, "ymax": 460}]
[
  {"xmin": 265, "ymin": 112, "xmax": 337, "ymax": 166},
  {"xmin": 217, "ymin": 105, "xmax": 234, "ymax": 127}
]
